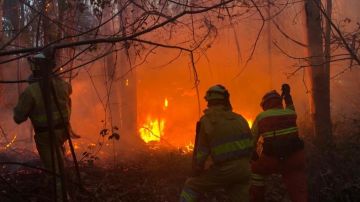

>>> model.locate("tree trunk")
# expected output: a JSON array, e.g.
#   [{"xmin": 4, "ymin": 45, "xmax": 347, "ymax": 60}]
[
  {"xmin": 267, "ymin": 0, "xmax": 273, "ymax": 88},
  {"xmin": 0, "ymin": 0, "xmax": 3, "ymax": 101},
  {"xmin": 117, "ymin": 2, "xmax": 139, "ymax": 143},
  {"xmin": 324, "ymin": 0, "xmax": 332, "ymax": 81},
  {"xmin": 304, "ymin": 0, "xmax": 332, "ymax": 144},
  {"xmin": 0, "ymin": 0, "xmax": 3, "ymax": 43}
]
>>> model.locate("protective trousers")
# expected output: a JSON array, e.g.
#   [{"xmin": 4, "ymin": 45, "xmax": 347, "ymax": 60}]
[
  {"xmin": 250, "ymin": 150, "xmax": 308, "ymax": 202},
  {"xmin": 180, "ymin": 158, "xmax": 250, "ymax": 202},
  {"xmin": 34, "ymin": 129, "xmax": 67, "ymax": 202}
]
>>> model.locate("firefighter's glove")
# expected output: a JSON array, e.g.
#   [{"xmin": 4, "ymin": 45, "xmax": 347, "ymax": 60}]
[
  {"xmin": 251, "ymin": 151, "xmax": 259, "ymax": 162},
  {"xmin": 281, "ymin": 84, "xmax": 291, "ymax": 97}
]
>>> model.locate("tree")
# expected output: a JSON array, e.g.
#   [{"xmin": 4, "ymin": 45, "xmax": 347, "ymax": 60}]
[
  {"xmin": 304, "ymin": 0, "xmax": 332, "ymax": 144},
  {"xmin": 0, "ymin": 0, "xmax": 3, "ymax": 102}
]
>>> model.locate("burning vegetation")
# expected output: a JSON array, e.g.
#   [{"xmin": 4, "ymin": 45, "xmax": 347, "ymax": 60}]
[{"xmin": 139, "ymin": 117, "xmax": 165, "ymax": 143}]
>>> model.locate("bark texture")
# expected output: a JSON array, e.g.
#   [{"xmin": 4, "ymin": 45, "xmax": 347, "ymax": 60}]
[{"xmin": 305, "ymin": 0, "xmax": 332, "ymax": 143}]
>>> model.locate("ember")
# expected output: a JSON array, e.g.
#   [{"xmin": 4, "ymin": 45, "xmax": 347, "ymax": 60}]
[{"xmin": 3, "ymin": 134, "xmax": 16, "ymax": 150}]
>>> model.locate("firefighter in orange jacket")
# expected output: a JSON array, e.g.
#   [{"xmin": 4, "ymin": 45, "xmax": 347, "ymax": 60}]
[
  {"xmin": 250, "ymin": 84, "xmax": 308, "ymax": 202},
  {"xmin": 180, "ymin": 85, "xmax": 253, "ymax": 202}
]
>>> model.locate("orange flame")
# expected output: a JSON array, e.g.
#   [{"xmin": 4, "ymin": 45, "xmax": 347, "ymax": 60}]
[
  {"xmin": 184, "ymin": 142, "xmax": 194, "ymax": 153},
  {"xmin": 247, "ymin": 119, "xmax": 253, "ymax": 128},
  {"xmin": 164, "ymin": 98, "xmax": 169, "ymax": 109},
  {"xmin": 139, "ymin": 117, "xmax": 165, "ymax": 143}
]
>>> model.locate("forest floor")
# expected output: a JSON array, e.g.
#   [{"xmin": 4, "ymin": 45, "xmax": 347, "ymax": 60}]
[{"xmin": 1, "ymin": 131, "xmax": 360, "ymax": 202}]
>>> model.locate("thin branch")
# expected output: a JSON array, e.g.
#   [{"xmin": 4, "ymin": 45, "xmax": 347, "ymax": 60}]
[
  {"xmin": 273, "ymin": 21, "xmax": 307, "ymax": 47},
  {"xmin": 0, "ymin": 13, "xmax": 40, "ymax": 50},
  {"xmin": 233, "ymin": 0, "xmax": 266, "ymax": 78},
  {"xmin": 0, "ymin": 0, "xmax": 235, "ymax": 57},
  {"xmin": 312, "ymin": 0, "xmax": 360, "ymax": 65}
]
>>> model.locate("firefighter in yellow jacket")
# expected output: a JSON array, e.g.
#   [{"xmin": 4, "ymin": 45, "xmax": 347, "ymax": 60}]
[
  {"xmin": 13, "ymin": 52, "xmax": 71, "ymax": 201},
  {"xmin": 180, "ymin": 85, "xmax": 253, "ymax": 202}
]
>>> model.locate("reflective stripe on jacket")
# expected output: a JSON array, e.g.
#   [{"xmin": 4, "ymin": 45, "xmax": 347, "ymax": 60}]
[
  {"xmin": 194, "ymin": 106, "xmax": 253, "ymax": 167},
  {"xmin": 13, "ymin": 78, "xmax": 72, "ymax": 128},
  {"xmin": 252, "ymin": 108, "xmax": 298, "ymax": 138},
  {"xmin": 251, "ymin": 107, "xmax": 299, "ymax": 156}
]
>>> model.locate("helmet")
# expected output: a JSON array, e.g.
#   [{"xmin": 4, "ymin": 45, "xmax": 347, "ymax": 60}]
[
  {"xmin": 27, "ymin": 52, "xmax": 55, "ymax": 72},
  {"xmin": 260, "ymin": 90, "xmax": 282, "ymax": 108},
  {"xmin": 28, "ymin": 53, "xmax": 46, "ymax": 71},
  {"xmin": 204, "ymin": 85, "xmax": 229, "ymax": 101}
]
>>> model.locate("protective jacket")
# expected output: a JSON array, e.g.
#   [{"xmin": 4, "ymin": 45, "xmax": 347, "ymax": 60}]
[
  {"xmin": 251, "ymin": 98, "xmax": 304, "ymax": 158},
  {"xmin": 180, "ymin": 105, "xmax": 253, "ymax": 202},
  {"xmin": 194, "ymin": 105, "xmax": 253, "ymax": 168},
  {"xmin": 14, "ymin": 77, "xmax": 72, "ymax": 132},
  {"xmin": 13, "ymin": 77, "xmax": 72, "ymax": 202}
]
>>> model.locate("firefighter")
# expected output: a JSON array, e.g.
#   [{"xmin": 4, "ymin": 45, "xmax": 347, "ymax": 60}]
[
  {"xmin": 180, "ymin": 85, "xmax": 253, "ymax": 202},
  {"xmin": 250, "ymin": 84, "xmax": 308, "ymax": 202},
  {"xmin": 13, "ymin": 52, "xmax": 72, "ymax": 201}
]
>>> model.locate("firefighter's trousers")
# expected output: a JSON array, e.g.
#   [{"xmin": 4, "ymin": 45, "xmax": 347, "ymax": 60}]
[
  {"xmin": 34, "ymin": 129, "xmax": 67, "ymax": 201},
  {"xmin": 250, "ymin": 150, "xmax": 308, "ymax": 202},
  {"xmin": 180, "ymin": 158, "xmax": 250, "ymax": 202}
]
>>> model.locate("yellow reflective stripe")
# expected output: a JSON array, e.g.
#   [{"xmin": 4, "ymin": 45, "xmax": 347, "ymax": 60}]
[
  {"xmin": 212, "ymin": 138, "xmax": 252, "ymax": 156},
  {"xmin": 261, "ymin": 127, "xmax": 298, "ymax": 138},
  {"xmin": 251, "ymin": 180, "xmax": 265, "ymax": 186},
  {"xmin": 256, "ymin": 108, "xmax": 296, "ymax": 122},
  {"xmin": 251, "ymin": 174, "xmax": 265, "ymax": 180},
  {"xmin": 251, "ymin": 173, "xmax": 265, "ymax": 186},
  {"xmin": 180, "ymin": 190, "xmax": 196, "ymax": 202}
]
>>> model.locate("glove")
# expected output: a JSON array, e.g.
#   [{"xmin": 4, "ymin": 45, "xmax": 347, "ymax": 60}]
[{"xmin": 281, "ymin": 84, "xmax": 290, "ymax": 97}]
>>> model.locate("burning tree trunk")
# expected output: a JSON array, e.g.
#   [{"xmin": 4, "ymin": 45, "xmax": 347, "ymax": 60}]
[{"xmin": 304, "ymin": 0, "xmax": 332, "ymax": 144}]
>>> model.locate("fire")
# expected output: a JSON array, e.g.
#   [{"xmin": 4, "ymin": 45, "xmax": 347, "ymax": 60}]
[
  {"xmin": 164, "ymin": 98, "xmax": 169, "ymax": 109},
  {"xmin": 247, "ymin": 119, "xmax": 253, "ymax": 128},
  {"xmin": 139, "ymin": 117, "xmax": 165, "ymax": 143},
  {"xmin": 184, "ymin": 142, "xmax": 194, "ymax": 152}
]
